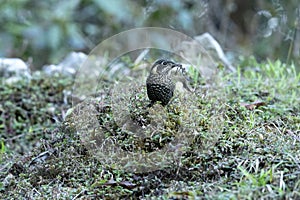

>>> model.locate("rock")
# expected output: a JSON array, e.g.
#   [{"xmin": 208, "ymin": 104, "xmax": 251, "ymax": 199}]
[
  {"xmin": 0, "ymin": 58, "xmax": 31, "ymax": 78},
  {"xmin": 194, "ymin": 33, "xmax": 235, "ymax": 72},
  {"xmin": 174, "ymin": 33, "xmax": 235, "ymax": 80},
  {"xmin": 43, "ymin": 52, "xmax": 87, "ymax": 76}
]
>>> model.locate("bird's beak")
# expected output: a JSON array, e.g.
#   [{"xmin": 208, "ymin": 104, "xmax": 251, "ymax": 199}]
[
  {"xmin": 172, "ymin": 64, "xmax": 182, "ymax": 68},
  {"xmin": 172, "ymin": 64, "xmax": 182, "ymax": 75}
]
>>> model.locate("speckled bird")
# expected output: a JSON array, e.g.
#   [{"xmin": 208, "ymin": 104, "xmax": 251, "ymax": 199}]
[{"xmin": 146, "ymin": 59, "xmax": 183, "ymax": 106}]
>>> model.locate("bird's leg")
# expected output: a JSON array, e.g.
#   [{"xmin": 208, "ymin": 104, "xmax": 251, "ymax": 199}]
[{"xmin": 147, "ymin": 101, "xmax": 155, "ymax": 108}]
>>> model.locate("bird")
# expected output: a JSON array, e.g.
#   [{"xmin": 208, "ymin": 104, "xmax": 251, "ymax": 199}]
[{"xmin": 146, "ymin": 59, "xmax": 184, "ymax": 106}]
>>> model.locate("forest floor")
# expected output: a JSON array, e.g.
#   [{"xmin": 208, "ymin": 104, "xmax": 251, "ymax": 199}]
[{"xmin": 1, "ymin": 57, "xmax": 299, "ymax": 199}]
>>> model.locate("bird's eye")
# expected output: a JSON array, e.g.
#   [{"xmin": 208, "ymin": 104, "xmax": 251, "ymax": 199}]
[{"xmin": 162, "ymin": 61, "xmax": 167, "ymax": 65}]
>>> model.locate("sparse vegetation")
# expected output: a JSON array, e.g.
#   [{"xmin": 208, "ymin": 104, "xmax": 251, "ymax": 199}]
[{"xmin": 0, "ymin": 57, "xmax": 299, "ymax": 199}]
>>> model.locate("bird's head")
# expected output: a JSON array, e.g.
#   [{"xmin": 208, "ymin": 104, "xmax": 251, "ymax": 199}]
[{"xmin": 150, "ymin": 59, "xmax": 181, "ymax": 76}]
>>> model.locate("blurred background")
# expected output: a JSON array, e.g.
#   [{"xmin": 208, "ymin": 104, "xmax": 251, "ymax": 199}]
[{"xmin": 1, "ymin": 0, "xmax": 299, "ymax": 69}]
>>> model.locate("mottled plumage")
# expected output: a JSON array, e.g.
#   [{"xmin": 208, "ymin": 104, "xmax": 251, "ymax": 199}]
[{"xmin": 146, "ymin": 59, "xmax": 181, "ymax": 106}]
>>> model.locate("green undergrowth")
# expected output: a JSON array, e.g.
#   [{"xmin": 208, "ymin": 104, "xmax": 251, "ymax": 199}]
[
  {"xmin": 0, "ymin": 58, "xmax": 299, "ymax": 199},
  {"xmin": 0, "ymin": 73, "xmax": 73, "ymax": 156}
]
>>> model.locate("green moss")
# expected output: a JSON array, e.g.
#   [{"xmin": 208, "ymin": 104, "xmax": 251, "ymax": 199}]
[{"xmin": 1, "ymin": 58, "xmax": 299, "ymax": 199}]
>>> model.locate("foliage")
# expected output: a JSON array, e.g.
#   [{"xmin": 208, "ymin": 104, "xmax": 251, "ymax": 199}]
[{"xmin": 1, "ymin": 0, "xmax": 300, "ymax": 68}]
